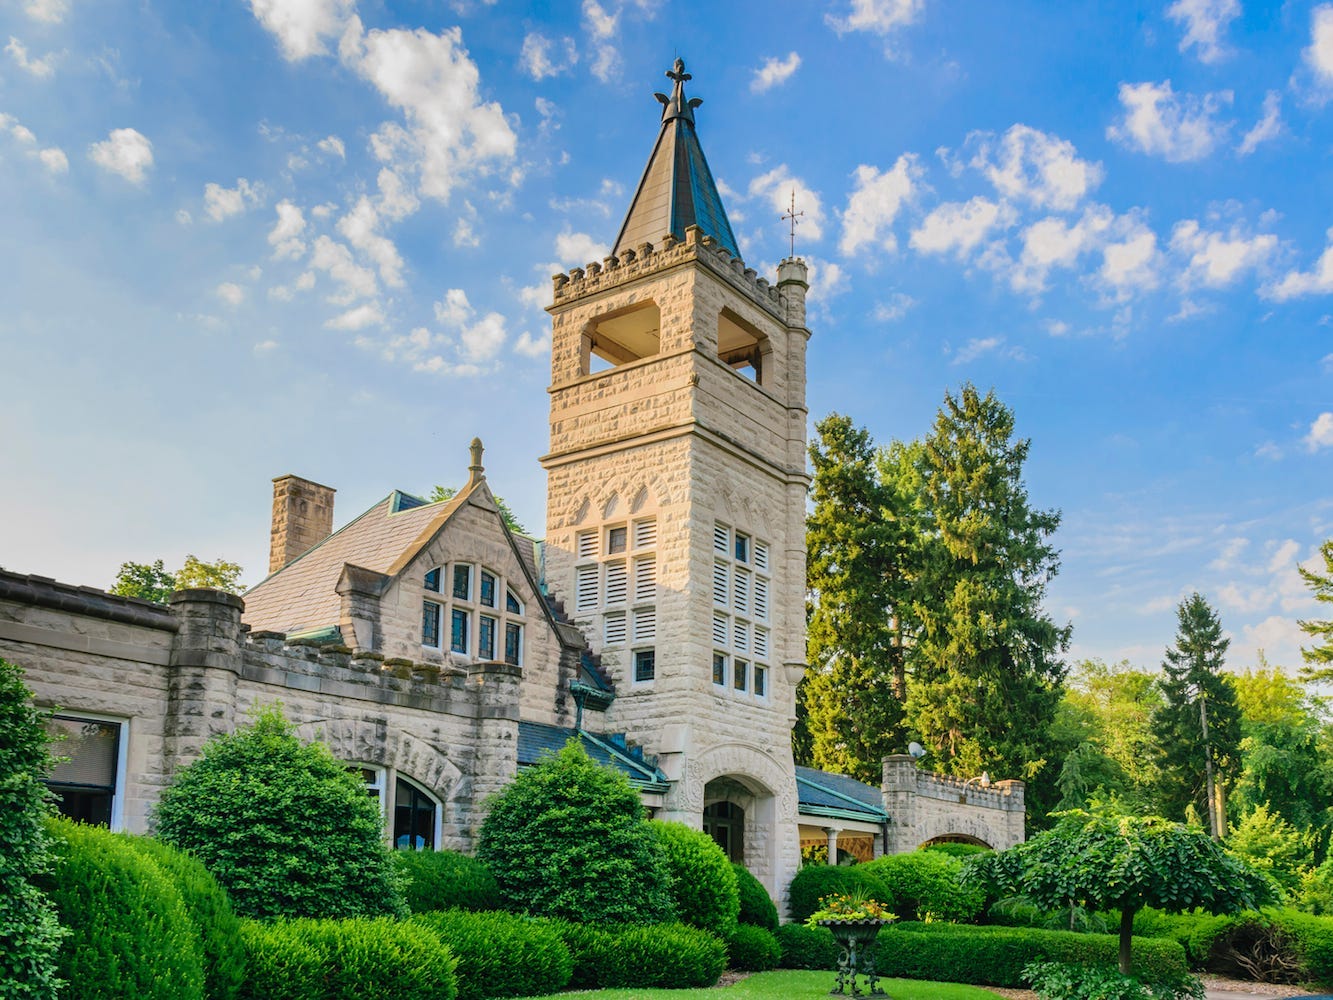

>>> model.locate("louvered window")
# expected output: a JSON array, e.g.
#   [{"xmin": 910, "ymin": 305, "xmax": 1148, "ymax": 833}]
[
  {"xmin": 712, "ymin": 562, "xmax": 729, "ymax": 606},
  {"xmin": 577, "ymin": 530, "xmax": 598, "ymax": 559},
  {"xmin": 633, "ymin": 608, "xmax": 656, "ymax": 642},
  {"xmin": 753, "ymin": 576, "xmax": 768, "ymax": 621},
  {"xmin": 575, "ymin": 565, "xmax": 598, "ymax": 611},
  {"xmin": 733, "ymin": 569, "xmax": 750, "ymax": 616},
  {"xmin": 734, "ymin": 620, "xmax": 750, "ymax": 653},
  {"xmin": 604, "ymin": 612, "xmax": 626, "ymax": 645},
  {"xmin": 754, "ymin": 541, "xmax": 769, "ymax": 572},
  {"xmin": 754, "ymin": 628, "xmax": 769, "ymax": 658},
  {"xmin": 633, "ymin": 518, "xmax": 657, "ymax": 548},
  {"xmin": 713, "ymin": 523, "xmax": 729, "ymax": 553},
  {"xmin": 604, "ymin": 561, "xmax": 628, "ymax": 605},
  {"xmin": 634, "ymin": 557, "xmax": 656, "ymax": 603},
  {"xmin": 713, "ymin": 613, "xmax": 728, "ymax": 646}
]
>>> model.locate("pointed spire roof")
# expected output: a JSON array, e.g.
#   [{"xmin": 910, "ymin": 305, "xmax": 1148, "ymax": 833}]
[{"xmin": 611, "ymin": 58, "xmax": 740, "ymax": 259}]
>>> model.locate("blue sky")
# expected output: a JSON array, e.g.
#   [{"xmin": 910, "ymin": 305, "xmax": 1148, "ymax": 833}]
[{"xmin": 1, "ymin": 0, "xmax": 1331, "ymax": 675}]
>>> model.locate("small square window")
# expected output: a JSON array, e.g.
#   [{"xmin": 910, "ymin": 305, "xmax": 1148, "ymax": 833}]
[
  {"xmin": 452, "ymin": 565, "xmax": 472, "ymax": 601},
  {"xmin": 712, "ymin": 653, "xmax": 727, "ymax": 686},
  {"xmin": 608, "ymin": 526, "xmax": 628, "ymax": 554},
  {"xmin": 479, "ymin": 615, "xmax": 496, "ymax": 659},
  {"xmin": 480, "ymin": 571, "xmax": 496, "ymax": 607},
  {"xmin": 450, "ymin": 609, "xmax": 469, "ymax": 653},
  {"xmin": 45, "ymin": 716, "xmax": 122, "ymax": 828},
  {"xmin": 754, "ymin": 665, "xmax": 767, "ymax": 697},
  {"xmin": 634, "ymin": 648, "xmax": 655, "ymax": 683},
  {"xmin": 734, "ymin": 533, "xmax": 749, "ymax": 563},
  {"xmin": 733, "ymin": 659, "xmax": 748, "ymax": 692},
  {"xmin": 424, "ymin": 568, "xmax": 441, "ymax": 593},
  {"xmin": 422, "ymin": 600, "xmax": 441, "ymax": 647}
]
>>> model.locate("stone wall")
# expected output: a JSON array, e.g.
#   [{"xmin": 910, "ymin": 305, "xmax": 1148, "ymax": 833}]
[{"xmin": 881, "ymin": 754, "xmax": 1026, "ymax": 853}]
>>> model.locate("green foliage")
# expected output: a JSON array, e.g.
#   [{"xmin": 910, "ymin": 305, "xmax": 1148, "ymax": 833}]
[
  {"xmin": 1151, "ymin": 594, "xmax": 1241, "ymax": 831},
  {"xmin": 476, "ymin": 741, "xmax": 672, "ymax": 924},
  {"xmin": 1023, "ymin": 960, "xmax": 1204, "ymax": 1000},
  {"xmin": 1298, "ymin": 539, "xmax": 1333, "ymax": 681},
  {"xmin": 971, "ymin": 810, "xmax": 1275, "ymax": 975},
  {"xmin": 391, "ymin": 849, "xmax": 500, "ymax": 913},
  {"xmin": 110, "ymin": 555, "xmax": 243, "ymax": 603},
  {"xmin": 726, "ymin": 924, "xmax": 781, "ymax": 971},
  {"xmin": 153, "ymin": 704, "xmax": 405, "ymax": 921},
  {"xmin": 120, "ymin": 836, "xmax": 246, "ymax": 1000},
  {"xmin": 0, "ymin": 658, "xmax": 64, "ymax": 1000},
  {"xmin": 237, "ymin": 917, "xmax": 457, "ymax": 1000},
  {"xmin": 41, "ymin": 817, "xmax": 205, "ymax": 1000},
  {"xmin": 862, "ymin": 850, "xmax": 984, "ymax": 922},
  {"xmin": 773, "ymin": 923, "xmax": 840, "ymax": 969},
  {"xmin": 922, "ymin": 842, "xmax": 989, "ymax": 859},
  {"xmin": 987, "ymin": 897, "xmax": 1109, "ymax": 934},
  {"xmin": 539, "ymin": 920, "xmax": 612, "ymax": 991},
  {"xmin": 1274, "ymin": 909, "xmax": 1333, "ymax": 985},
  {"xmin": 1130, "ymin": 908, "xmax": 1242, "ymax": 970},
  {"xmin": 1228, "ymin": 805, "xmax": 1313, "ymax": 900},
  {"xmin": 786, "ymin": 863, "xmax": 892, "ymax": 922},
  {"xmin": 651, "ymin": 821, "xmax": 739, "ymax": 934},
  {"xmin": 872, "ymin": 922, "xmax": 1189, "ymax": 988},
  {"xmin": 413, "ymin": 909, "xmax": 571, "ymax": 1000},
  {"xmin": 1301, "ymin": 858, "xmax": 1333, "ymax": 915},
  {"xmin": 428, "ymin": 486, "xmax": 528, "ymax": 535},
  {"xmin": 538, "ymin": 921, "xmax": 723, "ymax": 989},
  {"xmin": 733, "ymin": 862, "xmax": 779, "ymax": 931}
]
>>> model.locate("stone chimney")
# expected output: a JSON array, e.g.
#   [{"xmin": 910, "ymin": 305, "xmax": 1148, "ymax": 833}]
[{"xmin": 269, "ymin": 475, "xmax": 335, "ymax": 573}]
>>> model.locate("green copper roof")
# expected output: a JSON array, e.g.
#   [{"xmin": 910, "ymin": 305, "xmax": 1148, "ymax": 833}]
[{"xmin": 612, "ymin": 58, "xmax": 739, "ymax": 259}]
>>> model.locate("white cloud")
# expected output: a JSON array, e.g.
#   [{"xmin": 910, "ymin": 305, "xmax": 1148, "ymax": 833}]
[
  {"xmin": 805, "ymin": 256, "xmax": 849, "ymax": 306},
  {"xmin": 873, "ymin": 293, "xmax": 915, "ymax": 322},
  {"xmin": 176, "ymin": 209, "xmax": 193, "ymax": 225},
  {"xmin": 555, "ymin": 230, "xmax": 609, "ymax": 268},
  {"xmin": 582, "ymin": 0, "xmax": 620, "ymax": 81},
  {"xmin": 1166, "ymin": 0, "xmax": 1239, "ymax": 64},
  {"xmin": 1265, "ymin": 226, "xmax": 1333, "ymax": 300},
  {"xmin": 748, "ymin": 165, "xmax": 825, "ymax": 242},
  {"xmin": 23, "ymin": 0, "xmax": 67, "ymax": 24},
  {"xmin": 751, "ymin": 52, "xmax": 801, "ymax": 94},
  {"xmin": 1239, "ymin": 615, "xmax": 1309, "ymax": 667},
  {"xmin": 254, "ymin": 339, "xmax": 279, "ymax": 354},
  {"xmin": 435, "ymin": 288, "xmax": 507, "ymax": 361},
  {"xmin": 216, "ymin": 282, "xmax": 245, "ymax": 307},
  {"xmin": 1169, "ymin": 220, "xmax": 1277, "ymax": 289},
  {"xmin": 1306, "ymin": 412, "xmax": 1333, "ymax": 451},
  {"xmin": 365, "ymin": 327, "xmax": 481, "ymax": 377},
  {"xmin": 268, "ymin": 200, "xmax": 307, "ymax": 259},
  {"xmin": 1007, "ymin": 206, "xmax": 1113, "ymax": 294},
  {"xmin": 1107, "ymin": 80, "xmax": 1232, "ymax": 162},
  {"xmin": 514, "ymin": 331, "xmax": 551, "ymax": 358},
  {"xmin": 520, "ymin": 32, "xmax": 578, "ymax": 80},
  {"xmin": 88, "ymin": 128, "xmax": 153, "ymax": 184},
  {"xmin": 1099, "ymin": 223, "xmax": 1162, "ymax": 299},
  {"xmin": 1217, "ymin": 582, "xmax": 1273, "ymax": 614},
  {"xmin": 1238, "ymin": 91, "xmax": 1282, "ymax": 155},
  {"xmin": 838, "ymin": 155, "xmax": 919, "ymax": 256},
  {"xmin": 909, "ymin": 197, "xmax": 1013, "ymax": 259},
  {"xmin": 326, "ymin": 302, "xmax": 385, "ymax": 330},
  {"xmin": 1306, "ymin": 5, "xmax": 1333, "ymax": 85},
  {"xmin": 37, "ymin": 146, "xmax": 67, "ymax": 174},
  {"xmin": 826, "ymin": 0, "xmax": 924, "ymax": 55},
  {"xmin": 1268, "ymin": 538, "xmax": 1302, "ymax": 575},
  {"xmin": 317, "ymin": 135, "xmax": 345, "ymax": 158},
  {"xmin": 310, "ymin": 235, "xmax": 377, "ymax": 304},
  {"xmin": 6, "ymin": 37, "xmax": 56, "ymax": 77},
  {"xmin": 969, "ymin": 125, "xmax": 1103, "ymax": 212},
  {"xmin": 204, "ymin": 178, "xmax": 262, "ymax": 221},
  {"xmin": 337, "ymin": 196, "xmax": 406, "ymax": 287},
  {"xmin": 1209, "ymin": 536, "xmax": 1249, "ymax": 571},
  {"xmin": 248, "ymin": 0, "xmax": 354, "ymax": 61}
]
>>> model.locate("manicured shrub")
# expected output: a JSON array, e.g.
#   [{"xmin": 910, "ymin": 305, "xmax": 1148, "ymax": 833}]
[
  {"xmin": 863, "ymin": 850, "xmax": 985, "ymax": 922},
  {"xmin": 121, "ymin": 835, "xmax": 246, "ymax": 1000},
  {"xmin": 41, "ymin": 817, "xmax": 205, "ymax": 1000},
  {"xmin": 774, "ymin": 922, "xmax": 840, "ymax": 969},
  {"xmin": 238, "ymin": 917, "xmax": 457, "ymax": 1000},
  {"xmin": 733, "ymin": 862, "xmax": 779, "ymax": 931},
  {"xmin": 787, "ymin": 863, "xmax": 892, "ymax": 922},
  {"xmin": 1271, "ymin": 910, "xmax": 1333, "ymax": 986},
  {"xmin": 537, "ymin": 921, "xmax": 723, "ymax": 989},
  {"xmin": 476, "ymin": 742, "xmax": 672, "ymax": 923},
  {"xmin": 392, "ymin": 850, "xmax": 500, "ymax": 914},
  {"xmin": 1024, "ymin": 960, "xmax": 1204, "ymax": 1000},
  {"xmin": 652, "ymin": 821, "xmax": 739, "ymax": 935},
  {"xmin": 872, "ymin": 922, "xmax": 1188, "ymax": 988},
  {"xmin": 0, "ymin": 658, "xmax": 64, "ymax": 1000},
  {"xmin": 727, "ymin": 923, "xmax": 781, "ymax": 971},
  {"xmin": 539, "ymin": 919, "xmax": 613, "ymax": 991},
  {"xmin": 154, "ymin": 704, "xmax": 405, "ymax": 921},
  {"xmin": 924, "ymin": 842, "xmax": 989, "ymax": 859},
  {"xmin": 1131, "ymin": 908, "xmax": 1239, "ymax": 969},
  {"xmin": 414, "ymin": 909, "xmax": 571, "ymax": 1000}
]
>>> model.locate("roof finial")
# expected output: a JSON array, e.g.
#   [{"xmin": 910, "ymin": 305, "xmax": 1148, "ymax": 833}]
[
  {"xmin": 653, "ymin": 57, "xmax": 704, "ymax": 125},
  {"xmin": 468, "ymin": 437, "xmax": 485, "ymax": 486},
  {"xmin": 782, "ymin": 188, "xmax": 804, "ymax": 258}
]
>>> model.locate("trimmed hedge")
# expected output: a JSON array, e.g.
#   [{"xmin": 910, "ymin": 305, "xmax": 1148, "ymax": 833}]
[
  {"xmin": 787, "ymin": 864, "xmax": 893, "ymax": 922},
  {"xmin": 1271, "ymin": 911, "xmax": 1333, "ymax": 986},
  {"xmin": 41, "ymin": 818, "xmax": 205, "ymax": 1000},
  {"xmin": 873, "ymin": 922, "xmax": 1189, "ymax": 988},
  {"xmin": 923, "ymin": 842, "xmax": 989, "ymax": 859},
  {"xmin": 862, "ymin": 850, "xmax": 984, "ymax": 923},
  {"xmin": 121, "ymin": 835, "xmax": 246, "ymax": 1000},
  {"xmin": 774, "ymin": 922, "xmax": 840, "ymax": 970},
  {"xmin": 652, "ymin": 821, "xmax": 739, "ymax": 935},
  {"xmin": 414, "ymin": 909, "xmax": 571, "ymax": 1000},
  {"xmin": 727, "ymin": 924, "xmax": 781, "ymax": 971},
  {"xmin": 733, "ymin": 863, "xmax": 779, "ymax": 931},
  {"xmin": 540, "ymin": 921, "xmax": 724, "ymax": 989},
  {"xmin": 392, "ymin": 850, "xmax": 500, "ymax": 914},
  {"xmin": 1131, "ymin": 908, "xmax": 1239, "ymax": 969},
  {"xmin": 540, "ymin": 920, "xmax": 610, "ymax": 991},
  {"xmin": 238, "ymin": 918, "xmax": 457, "ymax": 1000}
]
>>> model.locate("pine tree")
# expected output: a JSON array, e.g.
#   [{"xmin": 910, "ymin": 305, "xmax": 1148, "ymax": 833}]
[
  {"xmin": 1151, "ymin": 593, "xmax": 1241, "ymax": 837},
  {"xmin": 905, "ymin": 384, "xmax": 1069, "ymax": 807},
  {"xmin": 1298, "ymin": 540, "xmax": 1333, "ymax": 681}
]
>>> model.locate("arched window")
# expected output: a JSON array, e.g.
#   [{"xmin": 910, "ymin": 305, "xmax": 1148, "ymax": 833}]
[
  {"xmin": 357, "ymin": 765, "xmax": 443, "ymax": 851},
  {"xmin": 582, "ymin": 301, "xmax": 661, "ymax": 375}
]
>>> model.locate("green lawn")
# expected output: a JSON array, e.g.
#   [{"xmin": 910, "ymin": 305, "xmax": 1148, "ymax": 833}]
[{"xmin": 515, "ymin": 970, "xmax": 1009, "ymax": 999}]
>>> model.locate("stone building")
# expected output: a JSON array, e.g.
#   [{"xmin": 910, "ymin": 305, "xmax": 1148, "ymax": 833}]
[{"xmin": 0, "ymin": 59, "xmax": 1024, "ymax": 912}]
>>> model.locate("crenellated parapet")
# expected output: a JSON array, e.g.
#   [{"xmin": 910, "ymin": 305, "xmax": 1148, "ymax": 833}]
[{"xmin": 880, "ymin": 754, "xmax": 1026, "ymax": 853}]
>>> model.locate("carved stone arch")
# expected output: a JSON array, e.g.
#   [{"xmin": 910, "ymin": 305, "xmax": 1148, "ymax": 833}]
[
  {"xmin": 570, "ymin": 496, "xmax": 591, "ymax": 526},
  {"xmin": 296, "ymin": 718, "xmax": 465, "ymax": 808},
  {"xmin": 681, "ymin": 740, "xmax": 794, "ymax": 816},
  {"xmin": 630, "ymin": 486, "xmax": 650, "ymax": 514},
  {"xmin": 912, "ymin": 811, "xmax": 999, "ymax": 852},
  {"xmin": 601, "ymin": 492, "xmax": 622, "ymax": 520}
]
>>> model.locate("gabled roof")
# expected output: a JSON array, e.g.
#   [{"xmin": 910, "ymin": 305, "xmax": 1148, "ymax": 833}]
[
  {"xmin": 796, "ymin": 765, "xmax": 889, "ymax": 823},
  {"xmin": 611, "ymin": 58, "xmax": 739, "ymax": 259},
  {"xmin": 518, "ymin": 721, "xmax": 669, "ymax": 791}
]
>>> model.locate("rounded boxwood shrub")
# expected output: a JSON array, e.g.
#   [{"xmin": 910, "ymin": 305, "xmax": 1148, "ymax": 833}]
[
  {"xmin": 414, "ymin": 909, "xmax": 571, "ymax": 1000},
  {"xmin": 239, "ymin": 917, "xmax": 457, "ymax": 1000},
  {"xmin": 787, "ymin": 863, "xmax": 893, "ymax": 923},
  {"xmin": 392, "ymin": 850, "xmax": 500, "ymax": 914},
  {"xmin": 41, "ymin": 817, "xmax": 205, "ymax": 1000},
  {"xmin": 862, "ymin": 850, "xmax": 984, "ymax": 922},
  {"xmin": 121, "ymin": 835, "xmax": 246, "ymax": 1000},
  {"xmin": 476, "ymin": 742, "xmax": 672, "ymax": 923},
  {"xmin": 538, "ymin": 920, "xmax": 724, "ymax": 989},
  {"xmin": 539, "ymin": 919, "xmax": 613, "ymax": 991},
  {"xmin": 154, "ymin": 705, "xmax": 405, "ymax": 921},
  {"xmin": 652, "ymin": 821, "xmax": 739, "ymax": 935},
  {"xmin": 727, "ymin": 923, "xmax": 781, "ymax": 971},
  {"xmin": 774, "ymin": 922, "xmax": 840, "ymax": 969},
  {"xmin": 0, "ymin": 658, "xmax": 64, "ymax": 1000},
  {"xmin": 733, "ymin": 862, "xmax": 779, "ymax": 931}
]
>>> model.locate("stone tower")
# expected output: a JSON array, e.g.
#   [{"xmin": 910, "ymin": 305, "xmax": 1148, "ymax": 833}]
[{"xmin": 542, "ymin": 59, "xmax": 808, "ymax": 903}]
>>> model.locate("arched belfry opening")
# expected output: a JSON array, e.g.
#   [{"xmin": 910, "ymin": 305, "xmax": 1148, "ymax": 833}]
[
  {"xmin": 582, "ymin": 301, "xmax": 661, "ymax": 375},
  {"xmin": 718, "ymin": 307, "xmax": 770, "ymax": 385}
]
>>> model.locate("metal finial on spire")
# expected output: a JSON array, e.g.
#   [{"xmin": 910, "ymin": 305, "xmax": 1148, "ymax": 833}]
[
  {"xmin": 782, "ymin": 188, "xmax": 804, "ymax": 258},
  {"xmin": 654, "ymin": 57, "xmax": 704, "ymax": 125}
]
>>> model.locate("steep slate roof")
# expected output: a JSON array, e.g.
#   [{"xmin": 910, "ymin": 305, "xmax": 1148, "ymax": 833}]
[
  {"xmin": 518, "ymin": 721, "xmax": 669, "ymax": 791},
  {"xmin": 796, "ymin": 765, "xmax": 889, "ymax": 823},
  {"xmin": 611, "ymin": 58, "xmax": 739, "ymax": 259}
]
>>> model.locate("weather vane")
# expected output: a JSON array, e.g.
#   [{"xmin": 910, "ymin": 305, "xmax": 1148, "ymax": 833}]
[{"xmin": 781, "ymin": 188, "xmax": 803, "ymax": 258}]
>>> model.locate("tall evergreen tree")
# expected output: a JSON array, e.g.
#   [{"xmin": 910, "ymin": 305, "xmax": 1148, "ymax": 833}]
[
  {"xmin": 1151, "ymin": 593, "xmax": 1241, "ymax": 837},
  {"xmin": 1298, "ymin": 540, "xmax": 1333, "ymax": 681},
  {"xmin": 905, "ymin": 384, "xmax": 1069, "ymax": 810}
]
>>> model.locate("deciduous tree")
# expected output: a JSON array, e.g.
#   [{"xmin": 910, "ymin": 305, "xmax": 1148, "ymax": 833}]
[{"xmin": 110, "ymin": 556, "xmax": 243, "ymax": 604}]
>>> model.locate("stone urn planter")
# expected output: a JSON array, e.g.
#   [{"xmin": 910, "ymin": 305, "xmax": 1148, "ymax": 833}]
[{"xmin": 817, "ymin": 918, "xmax": 889, "ymax": 997}]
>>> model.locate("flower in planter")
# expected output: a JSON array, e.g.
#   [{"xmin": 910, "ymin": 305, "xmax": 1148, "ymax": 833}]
[{"xmin": 805, "ymin": 891, "xmax": 897, "ymax": 928}]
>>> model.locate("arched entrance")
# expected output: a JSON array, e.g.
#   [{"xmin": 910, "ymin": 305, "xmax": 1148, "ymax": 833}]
[{"xmin": 703, "ymin": 801, "xmax": 745, "ymax": 862}]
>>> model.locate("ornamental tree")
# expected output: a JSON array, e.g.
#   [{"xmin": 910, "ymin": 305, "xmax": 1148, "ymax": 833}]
[{"xmin": 970, "ymin": 810, "xmax": 1274, "ymax": 976}]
